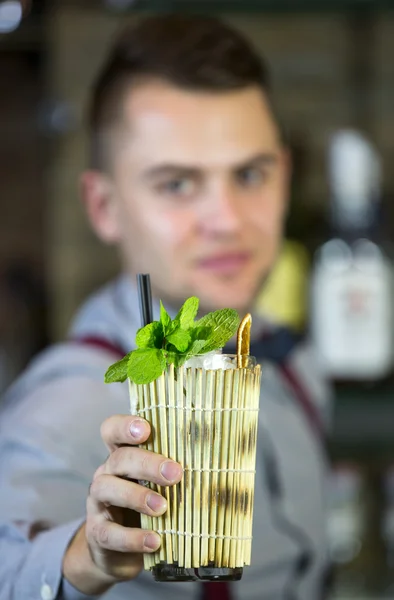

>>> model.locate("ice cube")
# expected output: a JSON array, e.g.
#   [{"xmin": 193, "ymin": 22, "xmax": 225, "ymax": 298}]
[
  {"xmin": 184, "ymin": 350, "xmax": 219, "ymax": 370},
  {"xmin": 206, "ymin": 353, "xmax": 236, "ymax": 370},
  {"xmin": 183, "ymin": 355, "xmax": 204, "ymax": 370},
  {"xmin": 184, "ymin": 350, "xmax": 236, "ymax": 371}
]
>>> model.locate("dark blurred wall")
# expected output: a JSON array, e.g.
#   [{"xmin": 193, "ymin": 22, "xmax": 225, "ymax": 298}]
[
  {"xmin": 0, "ymin": 52, "xmax": 44, "ymax": 270},
  {"xmin": 0, "ymin": 48, "xmax": 47, "ymax": 390}
]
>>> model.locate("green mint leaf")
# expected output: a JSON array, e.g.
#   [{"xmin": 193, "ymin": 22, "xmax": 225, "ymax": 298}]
[
  {"xmin": 166, "ymin": 329, "xmax": 191, "ymax": 352},
  {"xmin": 166, "ymin": 343, "xmax": 178, "ymax": 354},
  {"xmin": 194, "ymin": 308, "xmax": 240, "ymax": 352},
  {"xmin": 136, "ymin": 322, "xmax": 164, "ymax": 349},
  {"xmin": 160, "ymin": 301, "xmax": 172, "ymax": 332},
  {"xmin": 104, "ymin": 353, "xmax": 131, "ymax": 384},
  {"xmin": 166, "ymin": 351, "xmax": 185, "ymax": 368},
  {"xmin": 176, "ymin": 354, "xmax": 188, "ymax": 367},
  {"xmin": 172, "ymin": 296, "xmax": 199, "ymax": 330},
  {"xmin": 189, "ymin": 325, "xmax": 211, "ymax": 343},
  {"xmin": 165, "ymin": 351, "xmax": 177, "ymax": 365},
  {"xmin": 186, "ymin": 338, "xmax": 208, "ymax": 356},
  {"xmin": 128, "ymin": 348, "xmax": 166, "ymax": 384}
]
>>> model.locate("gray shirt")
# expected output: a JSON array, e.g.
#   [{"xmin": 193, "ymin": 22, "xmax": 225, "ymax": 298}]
[{"xmin": 0, "ymin": 275, "xmax": 331, "ymax": 600}]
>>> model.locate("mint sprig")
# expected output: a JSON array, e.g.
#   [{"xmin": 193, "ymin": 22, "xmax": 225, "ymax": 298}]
[
  {"xmin": 104, "ymin": 296, "xmax": 240, "ymax": 385},
  {"xmin": 104, "ymin": 354, "xmax": 130, "ymax": 384},
  {"xmin": 128, "ymin": 348, "xmax": 166, "ymax": 384},
  {"xmin": 136, "ymin": 321, "xmax": 163, "ymax": 349}
]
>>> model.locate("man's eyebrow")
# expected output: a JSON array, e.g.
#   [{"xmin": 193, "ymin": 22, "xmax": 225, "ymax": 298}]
[
  {"xmin": 142, "ymin": 164, "xmax": 199, "ymax": 180},
  {"xmin": 141, "ymin": 152, "xmax": 278, "ymax": 180},
  {"xmin": 234, "ymin": 152, "xmax": 278, "ymax": 170}
]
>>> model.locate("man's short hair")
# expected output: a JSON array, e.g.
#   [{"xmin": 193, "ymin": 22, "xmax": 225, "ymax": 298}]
[{"xmin": 89, "ymin": 14, "xmax": 272, "ymax": 171}]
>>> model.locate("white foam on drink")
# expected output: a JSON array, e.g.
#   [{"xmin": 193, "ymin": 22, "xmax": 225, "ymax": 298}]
[{"xmin": 184, "ymin": 350, "xmax": 236, "ymax": 371}]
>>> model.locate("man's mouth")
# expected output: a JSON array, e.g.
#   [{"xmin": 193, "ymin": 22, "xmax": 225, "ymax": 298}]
[{"xmin": 197, "ymin": 252, "xmax": 252, "ymax": 275}]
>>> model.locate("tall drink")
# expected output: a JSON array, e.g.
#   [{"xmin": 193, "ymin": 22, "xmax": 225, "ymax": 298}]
[
  {"xmin": 105, "ymin": 288, "xmax": 262, "ymax": 582},
  {"xmin": 129, "ymin": 353, "xmax": 261, "ymax": 581}
]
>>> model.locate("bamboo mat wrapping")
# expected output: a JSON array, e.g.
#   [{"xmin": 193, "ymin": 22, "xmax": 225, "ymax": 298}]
[{"xmin": 129, "ymin": 363, "xmax": 261, "ymax": 570}]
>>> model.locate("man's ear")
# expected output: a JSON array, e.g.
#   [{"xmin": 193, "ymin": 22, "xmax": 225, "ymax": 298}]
[
  {"xmin": 80, "ymin": 170, "xmax": 121, "ymax": 244},
  {"xmin": 280, "ymin": 146, "xmax": 293, "ymax": 217}
]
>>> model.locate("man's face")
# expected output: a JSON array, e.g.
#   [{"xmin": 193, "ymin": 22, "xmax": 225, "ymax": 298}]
[{"xmin": 86, "ymin": 80, "xmax": 289, "ymax": 314}]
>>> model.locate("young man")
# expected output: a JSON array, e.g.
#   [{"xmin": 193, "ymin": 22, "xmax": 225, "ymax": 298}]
[{"xmin": 0, "ymin": 15, "xmax": 331, "ymax": 600}]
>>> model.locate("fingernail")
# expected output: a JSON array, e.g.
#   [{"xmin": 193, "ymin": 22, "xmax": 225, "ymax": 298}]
[
  {"xmin": 144, "ymin": 532, "xmax": 161, "ymax": 550},
  {"xmin": 129, "ymin": 419, "xmax": 146, "ymax": 440},
  {"xmin": 147, "ymin": 493, "xmax": 167, "ymax": 514},
  {"xmin": 160, "ymin": 461, "xmax": 182, "ymax": 483}
]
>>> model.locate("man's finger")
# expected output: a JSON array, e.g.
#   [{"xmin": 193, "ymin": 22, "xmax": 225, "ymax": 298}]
[
  {"xmin": 100, "ymin": 415, "xmax": 151, "ymax": 451},
  {"xmin": 89, "ymin": 474, "xmax": 167, "ymax": 517},
  {"xmin": 103, "ymin": 447, "xmax": 183, "ymax": 486},
  {"xmin": 87, "ymin": 519, "xmax": 161, "ymax": 554}
]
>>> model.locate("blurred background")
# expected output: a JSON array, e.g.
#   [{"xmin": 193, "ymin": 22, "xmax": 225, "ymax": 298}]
[{"xmin": 1, "ymin": 0, "xmax": 394, "ymax": 597}]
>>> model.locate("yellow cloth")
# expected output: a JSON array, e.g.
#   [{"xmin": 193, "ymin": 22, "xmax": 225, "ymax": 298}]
[{"xmin": 255, "ymin": 240, "xmax": 310, "ymax": 331}]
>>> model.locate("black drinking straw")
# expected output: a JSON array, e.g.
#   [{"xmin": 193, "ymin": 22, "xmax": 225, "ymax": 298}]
[{"xmin": 137, "ymin": 273, "xmax": 153, "ymax": 327}]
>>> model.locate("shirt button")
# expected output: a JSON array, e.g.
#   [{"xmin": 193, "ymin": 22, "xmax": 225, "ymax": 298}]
[{"xmin": 41, "ymin": 583, "xmax": 55, "ymax": 600}]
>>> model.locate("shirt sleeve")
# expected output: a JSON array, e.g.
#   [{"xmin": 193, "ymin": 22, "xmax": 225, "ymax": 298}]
[
  {"xmin": 0, "ymin": 349, "xmax": 128, "ymax": 600},
  {"xmin": 62, "ymin": 577, "xmax": 100, "ymax": 600},
  {"xmin": 0, "ymin": 519, "xmax": 87, "ymax": 600}
]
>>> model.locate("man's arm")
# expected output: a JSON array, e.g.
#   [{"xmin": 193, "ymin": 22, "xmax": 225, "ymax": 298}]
[
  {"xmin": 0, "ymin": 364, "xmax": 182, "ymax": 599},
  {"xmin": 0, "ymin": 370, "xmax": 121, "ymax": 600}
]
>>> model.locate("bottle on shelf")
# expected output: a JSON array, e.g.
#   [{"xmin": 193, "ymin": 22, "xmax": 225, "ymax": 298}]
[{"xmin": 310, "ymin": 130, "xmax": 394, "ymax": 382}]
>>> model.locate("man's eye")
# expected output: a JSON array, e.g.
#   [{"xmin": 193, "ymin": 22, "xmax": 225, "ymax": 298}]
[
  {"xmin": 158, "ymin": 178, "xmax": 195, "ymax": 197},
  {"xmin": 236, "ymin": 167, "xmax": 267, "ymax": 187}
]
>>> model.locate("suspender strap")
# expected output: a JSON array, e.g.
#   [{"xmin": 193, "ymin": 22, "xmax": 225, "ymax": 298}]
[
  {"xmin": 278, "ymin": 363, "xmax": 325, "ymax": 442},
  {"xmin": 201, "ymin": 581, "xmax": 232, "ymax": 600},
  {"xmin": 74, "ymin": 336, "xmax": 125, "ymax": 359}
]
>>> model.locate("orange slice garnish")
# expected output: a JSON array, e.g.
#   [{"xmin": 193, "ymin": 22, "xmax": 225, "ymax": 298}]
[{"xmin": 237, "ymin": 313, "xmax": 252, "ymax": 368}]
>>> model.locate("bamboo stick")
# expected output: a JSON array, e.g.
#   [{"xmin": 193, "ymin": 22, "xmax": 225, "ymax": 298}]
[
  {"xmin": 157, "ymin": 373, "xmax": 173, "ymax": 564},
  {"xmin": 129, "ymin": 382, "xmax": 153, "ymax": 570},
  {"xmin": 201, "ymin": 370, "xmax": 214, "ymax": 566},
  {"xmin": 166, "ymin": 365, "xmax": 178, "ymax": 563},
  {"xmin": 209, "ymin": 368, "xmax": 224, "ymax": 564},
  {"xmin": 239, "ymin": 372, "xmax": 252, "ymax": 567},
  {"xmin": 175, "ymin": 365, "xmax": 185, "ymax": 567},
  {"xmin": 184, "ymin": 368, "xmax": 193, "ymax": 568},
  {"xmin": 216, "ymin": 368, "xmax": 233, "ymax": 566},
  {"xmin": 244, "ymin": 366, "xmax": 261, "ymax": 565},
  {"xmin": 147, "ymin": 378, "xmax": 164, "ymax": 564},
  {"xmin": 192, "ymin": 368, "xmax": 202, "ymax": 567},
  {"xmin": 241, "ymin": 371, "xmax": 255, "ymax": 567},
  {"xmin": 141, "ymin": 383, "xmax": 155, "ymax": 570},
  {"xmin": 223, "ymin": 368, "xmax": 241, "ymax": 568},
  {"xmin": 230, "ymin": 369, "xmax": 246, "ymax": 568},
  {"xmin": 228, "ymin": 369, "xmax": 244, "ymax": 568}
]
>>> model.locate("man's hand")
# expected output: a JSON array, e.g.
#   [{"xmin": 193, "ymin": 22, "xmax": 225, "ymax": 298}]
[{"xmin": 62, "ymin": 414, "xmax": 183, "ymax": 595}]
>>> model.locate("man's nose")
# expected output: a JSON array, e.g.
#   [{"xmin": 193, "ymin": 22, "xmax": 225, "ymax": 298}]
[{"xmin": 200, "ymin": 185, "xmax": 242, "ymax": 236}]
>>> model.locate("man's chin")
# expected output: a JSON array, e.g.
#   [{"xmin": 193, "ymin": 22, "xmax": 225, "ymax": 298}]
[
  {"xmin": 192, "ymin": 268, "xmax": 268, "ymax": 311},
  {"xmin": 196, "ymin": 287, "xmax": 258, "ymax": 316}
]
